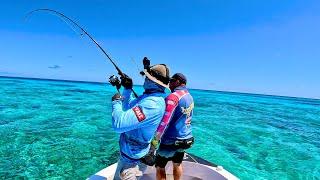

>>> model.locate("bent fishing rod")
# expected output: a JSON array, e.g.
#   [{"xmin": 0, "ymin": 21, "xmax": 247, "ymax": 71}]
[{"xmin": 25, "ymin": 8, "xmax": 138, "ymax": 97}]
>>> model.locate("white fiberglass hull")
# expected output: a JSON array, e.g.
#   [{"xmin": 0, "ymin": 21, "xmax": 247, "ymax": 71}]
[{"xmin": 88, "ymin": 153, "xmax": 238, "ymax": 180}]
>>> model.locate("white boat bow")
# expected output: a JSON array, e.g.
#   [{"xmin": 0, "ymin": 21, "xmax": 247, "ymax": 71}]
[{"xmin": 88, "ymin": 153, "xmax": 238, "ymax": 180}]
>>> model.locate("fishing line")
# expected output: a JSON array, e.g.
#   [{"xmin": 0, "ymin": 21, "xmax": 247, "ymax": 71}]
[{"xmin": 131, "ymin": 57, "xmax": 144, "ymax": 79}]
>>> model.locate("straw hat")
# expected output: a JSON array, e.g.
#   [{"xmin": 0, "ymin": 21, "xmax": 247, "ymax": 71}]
[{"xmin": 143, "ymin": 64, "xmax": 170, "ymax": 88}]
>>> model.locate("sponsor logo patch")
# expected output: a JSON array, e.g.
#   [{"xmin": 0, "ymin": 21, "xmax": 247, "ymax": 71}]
[
  {"xmin": 167, "ymin": 100, "xmax": 176, "ymax": 105},
  {"xmin": 133, "ymin": 106, "xmax": 146, "ymax": 122}
]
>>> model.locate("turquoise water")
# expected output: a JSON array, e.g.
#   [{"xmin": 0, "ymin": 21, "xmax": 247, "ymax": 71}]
[{"xmin": 0, "ymin": 77, "xmax": 319, "ymax": 179}]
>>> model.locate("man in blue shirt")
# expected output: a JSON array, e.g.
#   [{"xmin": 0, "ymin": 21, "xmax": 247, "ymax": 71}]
[
  {"xmin": 153, "ymin": 73, "xmax": 194, "ymax": 180},
  {"xmin": 111, "ymin": 62, "xmax": 170, "ymax": 179}
]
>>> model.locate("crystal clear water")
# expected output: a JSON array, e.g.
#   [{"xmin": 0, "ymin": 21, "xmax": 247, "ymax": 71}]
[{"xmin": 0, "ymin": 77, "xmax": 319, "ymax": 179}]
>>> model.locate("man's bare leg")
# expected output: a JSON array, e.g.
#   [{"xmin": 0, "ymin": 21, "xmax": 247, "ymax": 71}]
[
  {"xmin": 173, "ymin": 162, "xmax": 182, "ymax": 180},
  {"xmin": 156, "ymin": 167, "xmax": 166, "ymax": 180}
]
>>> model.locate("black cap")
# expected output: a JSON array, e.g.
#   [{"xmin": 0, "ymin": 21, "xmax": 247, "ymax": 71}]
[{"xmin": 171, "ymin": 73, "xmax": 187, "ymax": 84}]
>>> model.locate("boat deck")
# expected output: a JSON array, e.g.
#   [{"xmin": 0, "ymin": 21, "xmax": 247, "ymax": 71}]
[{"xmin": 88, "ymin": 153, "xmax": 238, "ymax": 180}]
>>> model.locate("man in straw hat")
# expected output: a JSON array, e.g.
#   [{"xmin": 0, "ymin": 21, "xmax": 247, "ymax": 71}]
[{"xmin": 111, "ymin": 57, "xmax": 170, "ymax": 179}]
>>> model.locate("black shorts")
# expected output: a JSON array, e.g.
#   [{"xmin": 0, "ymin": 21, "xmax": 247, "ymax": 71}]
[{"xmin": 155, "ymin": 146, "xmax": 185, "ymax": 168}]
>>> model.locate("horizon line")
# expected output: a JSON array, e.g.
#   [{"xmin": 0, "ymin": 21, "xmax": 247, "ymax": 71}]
[{"xmin": 1, "ymin": 75, "xmax": 319, "ymax": 101}]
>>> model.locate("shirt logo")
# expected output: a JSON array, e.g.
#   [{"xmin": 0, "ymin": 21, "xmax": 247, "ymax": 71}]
[
  {"xmin": 182, "ymin": 103, "xmax": 194, "ymax": 127},
  {"xmin": 181, "ymin": 103, "xmax": 194, "ymax": 116},
  {"xmin": 133, "ymin": 106, "xmax": 146, "ymax": 122},
  {"xmin": 167, "ymin": 100, "xmax": 176, "ymax": 105}
]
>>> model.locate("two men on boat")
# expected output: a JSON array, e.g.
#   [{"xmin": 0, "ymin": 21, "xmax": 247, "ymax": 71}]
[{"xmin": 111, "ymin": 58, "xmax": 194, "ymax": 179}]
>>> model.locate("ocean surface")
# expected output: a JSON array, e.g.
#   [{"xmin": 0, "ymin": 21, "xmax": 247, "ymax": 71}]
[{"xmin": 0, "ymin": 77, "xmax": 319, "ymax": 179}]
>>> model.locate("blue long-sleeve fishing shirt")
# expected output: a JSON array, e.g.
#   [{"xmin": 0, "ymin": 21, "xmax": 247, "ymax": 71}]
[
  {"xmin": 156, "ymin": 86, "xmax": 194, "ymax": 145},
  {"xmin": 112, "ymin": 89, "xmax": 166, "ymax": 162}
]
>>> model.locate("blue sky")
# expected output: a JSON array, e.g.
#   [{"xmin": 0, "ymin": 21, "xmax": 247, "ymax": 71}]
[{"xmin": 1, "ymin": 0, "xmax": 320, "ymax": 99}]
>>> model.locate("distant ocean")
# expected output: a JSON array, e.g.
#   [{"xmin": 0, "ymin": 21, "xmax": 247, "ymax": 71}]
[{"xmin": 0, "ymin": 77, "xmax": 319, "ymax": 179}]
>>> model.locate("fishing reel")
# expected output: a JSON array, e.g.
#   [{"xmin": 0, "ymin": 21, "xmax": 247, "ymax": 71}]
[{"xmin": 109, "ymin": 75, "xmax": 121, "ymax": 90}]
